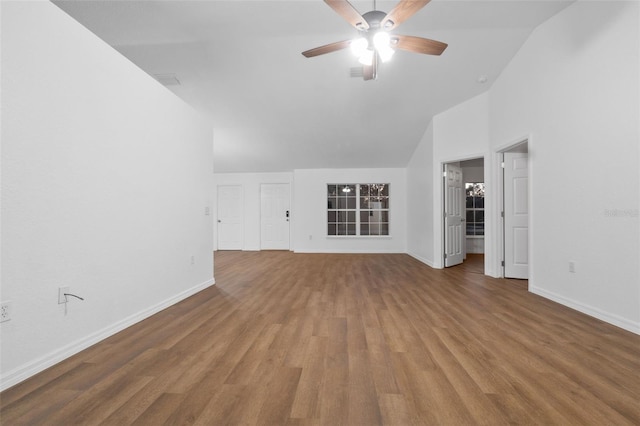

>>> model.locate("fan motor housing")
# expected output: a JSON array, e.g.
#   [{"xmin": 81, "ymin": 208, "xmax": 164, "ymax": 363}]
[{"xmin": 362, "ymin": 10, "xmax": 387, "ymax": 30}]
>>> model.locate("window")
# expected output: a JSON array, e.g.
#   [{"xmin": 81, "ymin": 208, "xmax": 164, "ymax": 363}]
[
  {"xmin": 465, "ymin": 182, "xmax": 484, "ymax": 236},
  {"xmin": 327, "ymin": 183, "xmax": 389, "ymax": 236}
]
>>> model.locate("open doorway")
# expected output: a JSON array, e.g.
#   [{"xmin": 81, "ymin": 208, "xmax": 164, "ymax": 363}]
[{"xmin": 443, "ymin": 157, "xmax": 485, "ymax": 273}]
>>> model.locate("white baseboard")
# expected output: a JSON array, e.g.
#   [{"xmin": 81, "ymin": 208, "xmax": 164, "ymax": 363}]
[
  {"xmin": 294, "ymin": 248, "xmax": 405, "ymax": 254},
  {"xmin": 0, "ymin": 278, "xmax": 215, "ymax": 392},
  {"xmin": 407, "ymin": 252, "xmax": 435, "ymax": 268},
  {"xmin": 530, "ymin": 285, "xmax": 640, "ymax": 335}
]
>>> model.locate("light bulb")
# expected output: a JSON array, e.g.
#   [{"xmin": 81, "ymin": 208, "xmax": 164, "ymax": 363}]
[
  {"xmin": 350, "ymin": 37, "xmax": 368, "ymax": 58},
  {"xmin": 358, "ymin": 49, "xmax": 374, "ymax": 66},
  {"xmin": 373, "ymin": 31, "xmax": 391, "ymax": 50},
  {"xmin": 377, "ymin": 44, "xmax": 395, "ymax": 63}
]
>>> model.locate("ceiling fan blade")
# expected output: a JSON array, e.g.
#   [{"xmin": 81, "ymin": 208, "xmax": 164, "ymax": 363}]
[
  {"xmin": 381, "ymin": 0, "xmax": 431, "ymax": 30},
  {"xmin": 393, "ymin": 34, "xmax": 447, "ymax": 55},
  {"xmin": 324, "ymin": 0, "xmax": 369, "ymax": 30},
  {"xmin": 302, "ymin": 40, "xmax": 352, "ymax": 58}
]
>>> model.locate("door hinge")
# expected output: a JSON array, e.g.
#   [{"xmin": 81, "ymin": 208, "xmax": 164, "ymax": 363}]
[
  {"xmin": 443, "ymin": 171, "xmax": 447, "ymax": 177},
  {"xmin": 501, "ymin": 260, "xmax": 505, "ymax": 267},
  {"xmin": 501, "ymin": 162, "xmax": 505, "ymax": 168},
  {"xmin": 501, "ymin": 211, "xmax": 504, "ymax": 218},
  {"xmin": 444, "ymin": 253, "xmax": 448, "ymax": 259}
]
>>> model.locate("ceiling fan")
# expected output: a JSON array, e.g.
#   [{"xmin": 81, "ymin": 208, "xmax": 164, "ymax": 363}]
[{"xmin": 302, "ymin": 0, "xmax": 447, "ymax": 81}]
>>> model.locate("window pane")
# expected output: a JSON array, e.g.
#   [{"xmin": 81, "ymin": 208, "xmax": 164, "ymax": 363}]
[
  {"xmin": 466, "ymin": 210, "xmax": 474, "ymax": 223},
  {"xmin": 347, "ymin": 224, "xmax": 356, "ymax": 235},
  {"xmin": 369, "ymin": 223, "xmax": 382, "ymax": 235},
  {"xmin": 328, "ymin": 224, "xmax": 336, "ymax": 235},
  {"xmin": 467, "ymin": 224, "xmax": 475, "ymax": 235},
  {"xmin": 338, "ymin": 198, "xmax": 348, "ymax": 209},
  {"xmin": 475, "ymin": 197, "xmax": 484, "ymax": 209},
  {"xmin": 347, "ymin": 211, "xmax": 356, "ymax": 222},
  {"xmin": 380, "ymin": 224, "xmax": 389, "ymax": 235},
  {"xmin": 368, "ymin": 184, "xmax": 387, "ymax": 197},
  {"xmin": 476, "ymin": 210, "xmax": 484, "ymax": 222},
  {"xmin": 328, "ymin": 197, "xmax": 336, "ymax": 209},
  {"xmin": 466, "ymin": 196, "xmax": 473, "ymax": 208},
  {"xmin": 360, "ymin": 211, "xmax": 370, "ymax": 223},
  {"xmin": 360, "ymin": 197, "xmax": 370, "ymax": 209},
  {"xmin": 359, "ymin": 184, "xmax": 370, "ymax": 196},
  {"xmin": 339, "ymin": 184, "xmax": 356, "ymax": 196},
  {"xmin": 328, "ymin": 211, "xmax": 337, "ymax": 222},
  {"xmin": 368, "ymin": 211, "xmax": 384, "ymax": 223},
  {"xmin": 347, "ymin": 198, "xmax": 356, "ymax": 209},
  {"xmin": 360, "ymin": 224, "xmax": 369, "ymax": 235},
  {"xmin": 378, "ymin": 197, "xmax": 390, "ymax": 209},
  {"xmin": 378, "ymin": 211, "xmax": 389, "ymax": 222},
  {"xmin": 476, "ymin": 224, "xmax": 485, "ymax": 236},
  {"xmin": 328, "ymin": 185, "xmax": 337, "ymax": 196},
  {"xmin": 338, "ymin": 224, "xmax": 347, "ymax": 235}
]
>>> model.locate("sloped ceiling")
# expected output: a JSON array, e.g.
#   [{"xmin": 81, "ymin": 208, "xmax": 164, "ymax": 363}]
[{"xmin": 53, "ymin": 0, "xmax": 574, "ymax": 172}]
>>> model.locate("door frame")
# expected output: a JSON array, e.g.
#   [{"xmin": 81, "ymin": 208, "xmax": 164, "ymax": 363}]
[{"xmin": 494, "ymin": 136, "xmax": 532, "ymax": 280}]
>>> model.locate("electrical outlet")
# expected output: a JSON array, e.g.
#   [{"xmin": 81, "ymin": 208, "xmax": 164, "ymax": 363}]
[
  {"xmin": 58, "ymin": 286, "xmax": 70, "ymax": 304},
  {"xmin": 0, "ymin": 301, "xmax": 11, "ymax": 323}
]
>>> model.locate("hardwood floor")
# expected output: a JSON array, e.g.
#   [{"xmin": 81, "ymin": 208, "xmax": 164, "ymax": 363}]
[{"xmin": 2, "ymin": 251, "xmax": 639, "ymax": 425}]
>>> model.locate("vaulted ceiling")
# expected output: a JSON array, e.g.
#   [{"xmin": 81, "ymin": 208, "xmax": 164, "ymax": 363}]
[{"xmin": 53, "ymin": 0, "xmax": 574, "ymax": 173}]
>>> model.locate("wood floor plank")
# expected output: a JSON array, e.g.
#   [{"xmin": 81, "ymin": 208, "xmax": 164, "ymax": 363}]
[
  {"xmin": 192, "ymin": 384, "xmax": 246, "ymax": 425},
  {"xmin": 378, "ymin": 393, "xmax": 412, "ymax": 426},
  {"xmin": 289, "ymin": 335, "xmax": 328, "ymax": 420},
  {"xmin": 130, "ymin": 392, "xmax": 185, "ymax": 426},
  {"xmin": 2, "ymin": 251, "xmax": 639, "ymax": 425}
]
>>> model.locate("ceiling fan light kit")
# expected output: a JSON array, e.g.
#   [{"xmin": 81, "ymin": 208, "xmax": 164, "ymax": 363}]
[{"xmin": 302, "ymin": 0, "xmax": 447, "ymax": 81}]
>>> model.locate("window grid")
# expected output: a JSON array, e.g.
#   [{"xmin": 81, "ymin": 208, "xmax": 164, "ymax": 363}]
[{"xmin": 327, "ymin": 183, "xmax": 389, "ymax": 236}]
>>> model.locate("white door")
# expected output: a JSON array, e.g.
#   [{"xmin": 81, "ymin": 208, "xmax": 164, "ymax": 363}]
[
  {"xmin": 504, "ymin": 153, "xmax": 529, "ymax": 279},
  {"xmin": 444, "ymin": 164, "xmax": 464, "ymax": 267},
  {"xmin": 217, "ymin": 185, "xmax": 243, "ymax": 250},
  {"xmin": 260, "ymin": 183, "xmax": 290, "ymax": 250}
]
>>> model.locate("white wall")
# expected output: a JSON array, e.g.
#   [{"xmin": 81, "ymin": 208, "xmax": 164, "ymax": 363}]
[
  {"xmin": 489, "ymin": 0, "xmax": 639, "ymax": 332},
  {"xmin": 432, "ymin": 93, "xmax": 492, "ymax": 272},
  {"xmin": 407, "ymin": 122, "xmax": 435, "ymax": 265},
  {"xmin": 213, "ymin": 172, "xmax": 293, "ymax": 251},
  {"xmin": 293, "ymin": 168, "xmax": 407, "ymax": 253},
  {"xmin": 1, "ymin": 1, "xmax": 214, "ymax": 390}
]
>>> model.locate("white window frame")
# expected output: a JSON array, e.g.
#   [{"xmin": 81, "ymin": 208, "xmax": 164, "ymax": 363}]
[{"xmin": 327, "ymin": 183, "xmax": 390, "ymax": 237}]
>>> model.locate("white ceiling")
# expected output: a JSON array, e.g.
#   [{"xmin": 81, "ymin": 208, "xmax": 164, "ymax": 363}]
[{"xmin": 53, "ymin": 0, "xmax": 574, "ymax": 173}]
